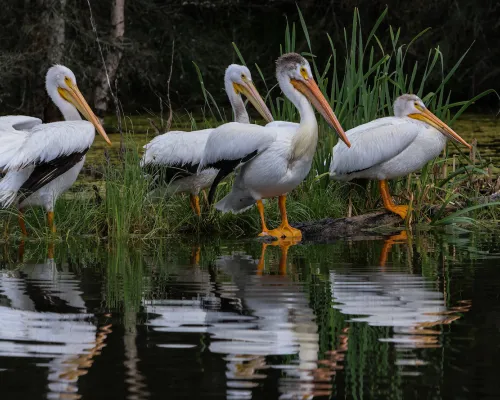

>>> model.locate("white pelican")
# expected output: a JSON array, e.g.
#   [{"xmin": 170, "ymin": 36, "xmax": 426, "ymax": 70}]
[
  {"xmin": 140, "ymin": 64, "xmax": 273, "ymax": 216},
  {"xmin": 329, "ymin": 94, "xmax": 471, "ymax": 219},
  {"xmin": 0, "ymin": 65, "xmax": 111, "ymax": 234},
  {"xmin": 198, "ymin": 53, "xmax": 350, "ymax": 238}
]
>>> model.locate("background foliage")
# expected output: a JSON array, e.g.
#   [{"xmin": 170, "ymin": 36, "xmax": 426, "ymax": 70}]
[{"xmin": 0, "ymin": 0, "xmax": 499, "ymax": 118}]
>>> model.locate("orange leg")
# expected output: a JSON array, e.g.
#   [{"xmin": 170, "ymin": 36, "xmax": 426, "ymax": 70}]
[
  {"xmin": 18, "ymin": 209, "xmax": 28, "ymax": 237},
  {"xmin": 257, "ymin": 239, "xmax": 297, "ymax": 276},
  {"xmin": 47, "ymin": 211, "xmax": 56, "ymax": 233},
  {"xmin": 379, "ymin": 231, "xmax": 408, "ymax": 268},
  {"xmin": 278, "ymin": 241, "xmax": 292, "ymax": 276},
  {"xmin": 256, "ymin": 200, "xmax": 272, "ymax": 236},
  {"xmin": 190, "ymin": 246, "xmax": 201, "ymax": 265},
  {"xmin": 190, "ymin": 194, "xmax": 201, "ymax": 216},
  {"xmin": 266, "ymin": 195, "xmax": 302, "ymax": 239},
  {"xmin": 256, "ymin": 243, "xmax": 268, "ymax": 276},
  {"xmin": 379, "ymin": 180, "xmax": 409, "ymax": 219}
]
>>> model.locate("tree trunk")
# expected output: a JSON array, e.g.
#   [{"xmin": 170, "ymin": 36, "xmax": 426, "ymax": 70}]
[
  {"xmin": 47, "ymin": 0, "xmax": 67, "ymax": 64},
  {"xmin": 44, "ymin": 0, "xmax": 67, "ymax": 122},
  {"xmin": 93, "ymin": 0, "xmax": 125, "ymax": 117}
]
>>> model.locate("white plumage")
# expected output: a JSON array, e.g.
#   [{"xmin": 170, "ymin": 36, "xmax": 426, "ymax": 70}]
[
  {"xmin": 0, "ymin": 115, "xmax": 42, "ymax": 131},
  {"xmin": 200, "ymin": 123, "xmax": 277, "ymax": 174},
  {"xmin": 0, "ymin": 121, "xmax": 95, "ymax": 172},
  {"xmin": 331, "ymin": 116, "xmax": 441, "ymax": 180},
  {"xmin": 200, "ymin": 122, "xmax": 310, "ymax": 212},
  {"xmin": 0, "ymin": 65, "xmax": 110, "ymax": 233},
  {"xmin": 140, "ymin": 64, "xmax": 273, "ymax": 215},
  {"xmin": 329, "ymin": 94, "xmax": 471, "ymax": 219},
  {"xmin": 199, "ymin": 53, "xmax": 349, "ymax": 238},
  {"xmin": 142, "ymin": 128, "xmax": 213, "ymax": 168}
]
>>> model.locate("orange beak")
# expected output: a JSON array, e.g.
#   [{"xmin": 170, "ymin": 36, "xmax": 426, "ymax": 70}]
[
  {"xmin": 291, "ymin": 78, "xmax": 350, "ymax": 147},
  {"xmin": 233, "ymin": 80, "xmax": 274, "ymax": 123},
  {"xmin": 409, "ymin": 107, "xmax": 471, "ymax": 150},
  {"xmin": 58, "ymin": 81, "xmax": 112, "ymax": 145}
]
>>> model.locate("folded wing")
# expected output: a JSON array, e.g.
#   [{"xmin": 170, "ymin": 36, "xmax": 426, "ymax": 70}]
[
  {"xmin": 197, "ymin": 122, "xmax": 277, "ymax": 203},
  {"xmin": 0, "ymin": 121, "xmax": 95, "ymax": 207},
  {"xmin": 330, "ymin": 117, "xmax": 422, "ymax": 179},
  {"xmin": 0, "ymin": 115, "xmax": 42, "ymax": 131},
  {"xmin": 4, "ymin": 121, "xmax": 95, "ymax": 170}
]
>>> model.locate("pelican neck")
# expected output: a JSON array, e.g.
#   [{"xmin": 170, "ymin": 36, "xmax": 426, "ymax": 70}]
[{"xmin": 225, "ymin": 80, "xmax": 249, "ymax": 124}]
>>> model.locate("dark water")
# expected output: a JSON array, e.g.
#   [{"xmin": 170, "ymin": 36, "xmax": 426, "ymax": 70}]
[{"xmin": 0, "ymin": 231, "xmax": 499, "ymax": 399}]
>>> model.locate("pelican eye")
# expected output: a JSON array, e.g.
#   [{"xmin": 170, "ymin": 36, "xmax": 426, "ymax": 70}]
[
  {"xmin": 241, "ymin": 74, "xmax": 246, "ymax": 79},
  {"xmin": 300, "ymin": 66, "xmax": 309, "ymax": 80},
  {"xmin": 64, "ymin": 76, "xmax": 73, "ymax": 87},
  {"xmin": 414, "ymin": 102, "xmax": 425, "ymax": 111}
]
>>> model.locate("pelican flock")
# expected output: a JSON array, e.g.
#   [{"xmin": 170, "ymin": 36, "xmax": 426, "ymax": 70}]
[
  {"xmin": 0, "ymin": 53, "xmax": 472, "ymax": 239},
  {"xmin": 141, "ymin": 64, "xmax": 273, "ymax": 216},
  {"xmin": 0, "ymin": 65, "xmax": 111, "ymax": 234}
]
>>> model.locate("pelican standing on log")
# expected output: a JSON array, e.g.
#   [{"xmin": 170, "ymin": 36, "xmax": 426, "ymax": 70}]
[
  {"xmin": 0, "ymin": 65, "xmax": 111, "ymax": 234},
  {"xmin": 140, "ymin": 64, "xmax": 273, "ymax": 216},
  {"xmin": 198, "ymin": 53, "xmax": 350, "ymax": 239},
  {"xmin": 329, "ymin": 94, "xmax": 471, "ymax": 219}
]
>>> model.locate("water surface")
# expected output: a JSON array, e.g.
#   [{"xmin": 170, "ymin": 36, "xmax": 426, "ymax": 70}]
[{"xmin": 0, "ymin": 231, "xmax": 499, "ymax": 399}]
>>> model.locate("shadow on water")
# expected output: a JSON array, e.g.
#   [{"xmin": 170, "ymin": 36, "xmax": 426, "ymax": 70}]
[{"xmin": 0, "ymin": 229, "xmax": 499, "ymax": 399}]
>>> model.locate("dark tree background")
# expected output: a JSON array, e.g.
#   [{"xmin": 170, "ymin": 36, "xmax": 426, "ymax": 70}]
[{"xmin": 0, "ymin": 0, "xmax": 498, "ymax": 119}]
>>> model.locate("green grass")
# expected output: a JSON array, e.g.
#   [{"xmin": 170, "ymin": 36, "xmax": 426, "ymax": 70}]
[{"xmin": 0, "ymin": 7, "xmax": 498, "ymax": 240}]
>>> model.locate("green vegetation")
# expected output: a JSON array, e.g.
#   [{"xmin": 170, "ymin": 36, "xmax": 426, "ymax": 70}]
[{"xmin": 0, "ymin": 9, "xmax": 498, "ymax": 241}]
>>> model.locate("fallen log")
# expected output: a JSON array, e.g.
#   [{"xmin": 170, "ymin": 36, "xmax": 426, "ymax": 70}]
[
  {"xmin": 256, "ymin": 211, "xmax": 404, "ymax": 243},
  {"xmin": 292, "ymin": 211, "xmax": 403, "ymax": 242},
  {"xmin": 289, "ymin": 190, "xmax": 500, "ymax": 242}
]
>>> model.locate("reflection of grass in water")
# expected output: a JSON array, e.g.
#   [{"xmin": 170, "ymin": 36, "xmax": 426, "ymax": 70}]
[
  {"xmin": 0, "ymin": 229, "xmax": 491, "ymax": 398},
  {"xmin": 106, "ymin": 242, "xmax": 145, "ymax": 312}
]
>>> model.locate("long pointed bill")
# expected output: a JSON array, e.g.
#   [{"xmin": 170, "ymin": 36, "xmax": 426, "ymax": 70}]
[
  {"xmin": 291, "ymin": 78, "xmax": 350, "ymax": 147},
  {"xmin": 409, "ymin": 108, "xmax": 471, "ymax": 150},
  {"xmin": 58, "ymin": 82, "xmax": 112, "ymax": 145},
  {"xmin": 234, "ymin": 81, "xmax": 274, "ymax": 123}
]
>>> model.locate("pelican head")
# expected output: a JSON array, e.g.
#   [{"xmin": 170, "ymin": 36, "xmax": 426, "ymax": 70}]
[
  {"xmin": 225, "ymin": 64, "xmax": 273, "ymax": 123},
  {"xmin": 46, "ymin": 65, "xmax": 111, "ymax": 145},
  {"xmin": 395, "ymin": 94, "xmax": 471, "ymax": 149},
  {"xmin": 276, "ymin": 53, "xmax": 350, "ymax": 147}
]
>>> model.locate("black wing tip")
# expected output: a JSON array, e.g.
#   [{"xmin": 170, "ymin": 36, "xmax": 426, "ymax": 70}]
[
  {"xmin": 207, "ymin": 168, "xmax": 229, "ymax": 205},
  {"xmin": 19, "ymin": 150, "xmax": 88, "ymax": 202}
]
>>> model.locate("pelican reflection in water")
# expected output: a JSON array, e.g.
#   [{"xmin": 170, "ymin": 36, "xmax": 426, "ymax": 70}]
[
  {"xmin": 145, "ymin": 241, "xmax": 346, "ymax": 399},
  {"xmin": 331, "ymin": 232, "xmax": 471, "ymax": 369},
  {"xmin": 0, "ymin": 243, "xmax": 110, "ymax": 398},
  {"xmin": 211, "ymin": 241, "xmax": 347, "ymax": 400}
]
